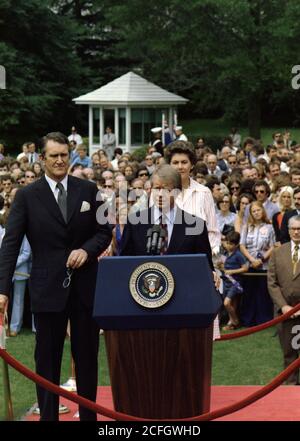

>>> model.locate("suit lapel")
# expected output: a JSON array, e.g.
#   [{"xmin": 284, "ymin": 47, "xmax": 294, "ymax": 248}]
[
  {"xmin": 66, "ymin": 176, "xmax": 81, "ymax": 223},
  {"xmin": 166, "ymin": 209, "xmax": 185, "ymax": 254},
  {"xmin": 35, "ymin": 176, "xmax": 66, "ymax": 226}
]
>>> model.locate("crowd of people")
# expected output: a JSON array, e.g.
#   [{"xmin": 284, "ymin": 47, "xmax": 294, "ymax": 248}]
[
  {"xmin": 1, "ymin": 127, "xmax": 300, "ymax": 333},
  {"xmin": 1, "ymin": 125, "xmax": 300, "ymax": 391}
]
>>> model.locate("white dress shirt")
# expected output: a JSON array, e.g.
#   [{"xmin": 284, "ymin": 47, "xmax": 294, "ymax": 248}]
[
  {"xmin": 175, "ymin": 178, "xmax": 221, "ymax": 254},
  {"xmin": 68, "ymin": 133, "xmax": 83, "ymax": 145},
  {"xmin": 153, "ymin": 205, "xmax": 176, "ymax": 246},
  {"xmin": 45, "ymin": 174, "xmax": 68, "ymax": 202}
]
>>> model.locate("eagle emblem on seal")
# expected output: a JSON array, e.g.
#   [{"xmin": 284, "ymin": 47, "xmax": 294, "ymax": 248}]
[{"xmin": 142, "ymin": 273, "xmax": 162, "ymax": 297}]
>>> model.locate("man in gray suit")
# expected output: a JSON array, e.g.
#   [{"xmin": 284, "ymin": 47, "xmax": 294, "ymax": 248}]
[{"xmin": 268, "ymin": 215, "xmax": 300, "ymax": 384}]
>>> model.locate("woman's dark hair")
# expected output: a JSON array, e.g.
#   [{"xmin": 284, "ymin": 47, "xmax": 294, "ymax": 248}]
[
  {"xmin": 216, "ymin": 194, "xmax": 232, "ymax": 210},
  {"xmin": 165, "ymin": 140, "xmax": 196, "ymax": 165},
  {"xmin": 236, "ymin": 192, "xmax": 254, "ymax": 211},
  {"xmin": 227, "ymin": 176, "xmax": 242, "ymax": 193}
]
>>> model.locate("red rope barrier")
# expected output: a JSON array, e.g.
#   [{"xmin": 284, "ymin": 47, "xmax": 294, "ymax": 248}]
[
  {"xmin": 0, "ymin": 347, "xmax": 142, "ymax": 421},
  {"xmin": 1, "ymin": 345, "xmax": 300, "ymax": 421},
  {"xmin": 189, "ymin": 357, "xmax": 300, "ymax": 421},
  {"xmin": 217, "ymin": 302, "xmax": 300, "ymax": 341}
]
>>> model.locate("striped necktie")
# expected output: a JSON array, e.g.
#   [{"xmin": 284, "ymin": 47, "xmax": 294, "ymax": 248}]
[
  {"xmin": 56, "ymin": 182, "xmax": 67, "ymax": 222},
  {"xmin": 159, "ymin": 214, "xmax": 168, "ymax": 255},
  {"xmin": 292, "ymin": 244, "xmax": 299, "ymax": 275}
]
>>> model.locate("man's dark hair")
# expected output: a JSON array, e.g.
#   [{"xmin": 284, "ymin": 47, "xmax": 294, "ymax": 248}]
[
  {"xmin": 41, "ymin": 132, "xmax": 70, "ymax": 155},
  {"xmin": 225, "ymin": 231, "xmax": 240, "ymax": 245},
  {"xmin": 205, "ymin": 175, "xmax": 220, "ymax": 191},
  {"xmin": 290, "ymin": 167, "xmax": 300, "ymax": 176},
  {"xmin": 0, "ymin": 174, "xmax": 12, "ymax": 183},
  {"xmin": 114, "ymin": 148, "xmax": 123, "ymax": 157},
  {"xmin": 252, "ymin": 180, "xmax": 271, "ymax": 197}
]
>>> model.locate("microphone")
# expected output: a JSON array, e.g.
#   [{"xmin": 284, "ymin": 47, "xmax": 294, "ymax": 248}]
[
  {"xmin": 150, "ymin": 225, "xmax": 161, "ymax": 255},
  {"xmin": 157, "ymin": 228, "xmax": 167, "ymax": 254},
  {"xmin": 146, "ymin": 227, "xmax": 153, "ymax": 255}
]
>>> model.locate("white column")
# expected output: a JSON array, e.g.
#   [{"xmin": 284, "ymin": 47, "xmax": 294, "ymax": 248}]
[
  {"xmin": 169, "ymin": 107, "xmax": 174, "ymax": 141},
  {"xmin": 169, "ymin": 107, "xmax": 173, "ymax": 130},
  {"xmin": 88, "ymin": 106, "xmax": 93, "ymax": 156},
  {"xmin": 114, "ymin": 108, "xmax": 119, "ymax": 147},
  {"xmin": 126, "ymin": 107, "xmax": 131, "ymax": 152},
  {"xmin": 99, "ymin": 107, "xmax": 104, "ymax": 148}
]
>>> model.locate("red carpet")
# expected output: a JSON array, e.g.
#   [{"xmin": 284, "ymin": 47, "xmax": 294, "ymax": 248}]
[{"xmin": 25, "ymin": 385, "xmax": 300, "ymax": 421}]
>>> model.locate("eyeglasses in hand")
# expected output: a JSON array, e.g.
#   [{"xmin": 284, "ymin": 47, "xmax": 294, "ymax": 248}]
[{"xmin": 63, "ymin": 268, "xmax": 74, "ymax": 288}]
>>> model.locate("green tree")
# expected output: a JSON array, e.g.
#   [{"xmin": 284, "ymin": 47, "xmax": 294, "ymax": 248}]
[
  {"xmin": 0, "ymin": 0, "xmax": 83, "ymax": 145},
  {"xmin": 50, "ymin": 0, "xmax": 135, "ymax": 89},
  {"xmin": 109, "ymin": 0, "xmax": 300, "ymax": 138}
]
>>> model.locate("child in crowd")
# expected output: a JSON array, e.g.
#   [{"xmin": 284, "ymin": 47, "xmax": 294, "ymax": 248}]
[{"xmin": 219, "ymin": 231, "xmax": 248, "ymax": 330}]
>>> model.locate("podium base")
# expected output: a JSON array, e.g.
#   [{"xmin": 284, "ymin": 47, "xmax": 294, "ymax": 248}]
[{"xmin": 105, "ymin": 325, "xmax": 213, "ymax": 419}]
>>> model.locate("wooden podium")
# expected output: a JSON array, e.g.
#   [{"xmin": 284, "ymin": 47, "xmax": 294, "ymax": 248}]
[{"xmin": 93, "ymin": 255, "xmax": 221, "ymax": 419}]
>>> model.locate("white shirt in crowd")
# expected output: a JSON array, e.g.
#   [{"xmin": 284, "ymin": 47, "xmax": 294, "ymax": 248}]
[{"xmin": 68, "ymin": 132, "xmax": 83, "ymax": 145}]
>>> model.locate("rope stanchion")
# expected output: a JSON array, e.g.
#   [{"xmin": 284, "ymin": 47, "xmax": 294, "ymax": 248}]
[
  {"xmin": 217, "ymin": 302, "xmax": 300, "ymax": 341},
  {"xmin": 0, "ymin": 347, "xmax": 143, "ymax": 421},
  {"xmin": 1, "ymin": 344, "xmax": 300, "ymax": 421},
  {"xmin": 0, "ymin": 309, "xmax": 14, "ymax": 421}
]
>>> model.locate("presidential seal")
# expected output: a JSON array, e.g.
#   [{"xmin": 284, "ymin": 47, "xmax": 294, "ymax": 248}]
[{"xmin": 129, "ymin": 262, "xmax": 175, "ymax": 308}]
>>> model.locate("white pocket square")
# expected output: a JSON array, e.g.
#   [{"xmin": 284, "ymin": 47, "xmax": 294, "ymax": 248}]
[{"xmin": 80, "ymin": 201, "xmax": 90, "ymax": 212}]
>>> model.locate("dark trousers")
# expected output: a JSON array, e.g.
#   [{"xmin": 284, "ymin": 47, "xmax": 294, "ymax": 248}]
[
  {"xmin": 240, "ymin": 270, "xmax": 273, "ymax": 327},
  {"xmin": 278, "ymin": 316, "xmax": 300, "ymax": 385},
  {"xmin": 34, "ymin": 290, "xmax": 100, "ymax": 421}
]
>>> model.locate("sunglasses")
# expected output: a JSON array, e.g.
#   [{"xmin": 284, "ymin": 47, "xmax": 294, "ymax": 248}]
[
  {"xmin": 255, "ymin": 190, "xmax": 266, "ymax": 194},
  {"xmin": 138, "ymin": 173, "xmax": 148, "ymax": 177},
  {"xmin": 103, "ymin": 185, "xmax": 113, "ymax": 189},
  {"xmin": 231, "ymin": 186, "xmax": 240, "ymax": 190}
]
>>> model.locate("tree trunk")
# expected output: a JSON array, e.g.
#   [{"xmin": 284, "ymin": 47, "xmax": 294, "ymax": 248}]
[{"xmin": 248, "ymin": 92, "xmax": 261, "ymax": 139}]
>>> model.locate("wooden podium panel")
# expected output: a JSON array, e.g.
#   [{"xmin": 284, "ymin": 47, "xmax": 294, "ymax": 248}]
[{"xmin": 105, "ymin": 325, "xmax": 213, "ymax": 419}]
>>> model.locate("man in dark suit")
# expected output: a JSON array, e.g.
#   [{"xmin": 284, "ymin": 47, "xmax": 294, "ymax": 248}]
[
  {"xmin": 121, "ymin": 165, "xmax": 214, "ymax": 273},
  {"xmin": 268, "ymin": 214, "xmax": 300, "ymax": 384},
  {"xmin": 280, "ymin": 188, "xmax": 300, "ymax": 243},
  {"xmin": 0, "ymin": 132, "xmax": 112, "ymax": 421}
]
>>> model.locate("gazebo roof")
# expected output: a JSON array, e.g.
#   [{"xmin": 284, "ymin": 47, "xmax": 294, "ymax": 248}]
[{"xmin": 73, "ymin": 71, "xmax": 188, "ymax": 106}]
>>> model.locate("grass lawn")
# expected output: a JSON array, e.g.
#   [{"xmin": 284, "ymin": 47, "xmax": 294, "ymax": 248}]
[
  {"xmin": 181, "ymin": 118, "xmax": 300, "ymax": 147},
  {"xmin": 0, "ymin": 326, "xmax": 283, "ymax": 420}
]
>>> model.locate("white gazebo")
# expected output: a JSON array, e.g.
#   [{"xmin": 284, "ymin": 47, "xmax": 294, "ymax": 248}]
[{"xmin": 73, "ymin": 71, "xmax": 188, "ymax": 154}]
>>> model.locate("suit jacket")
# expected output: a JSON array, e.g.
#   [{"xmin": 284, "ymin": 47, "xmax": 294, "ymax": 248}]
[
  {"xmin": 0, "ymin": 175, "xmax": 112, "ymax": 312},
  {"xmin": 280, "ymin": 209, "xmax": 298, "ymax": 243},
  {"xmin": 121, "ymin": 207, "xmax": 214, "ymax": 271},
  {"xmin": 267, "ymin": 242, "xmax": 300, "ymax": 311},
  {"xmin": 217, "ymin": 159, "xmax": 228, "ymax": 172}
]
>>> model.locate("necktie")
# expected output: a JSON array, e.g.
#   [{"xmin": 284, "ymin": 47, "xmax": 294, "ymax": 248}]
[
  {"xmin": 292, "ymin": 244, "xmax": 299, "ymax": 275},
  {"xmin": 56, "ymin": 182, "xmax": 67, "ymax": 222},
  {"xmin": 31, "ymin": 153, "xmax": 34, "ymax": 163},
  {"xmin": 159, "ymin": 214, "xmax": 168, "ymax": 255}
]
